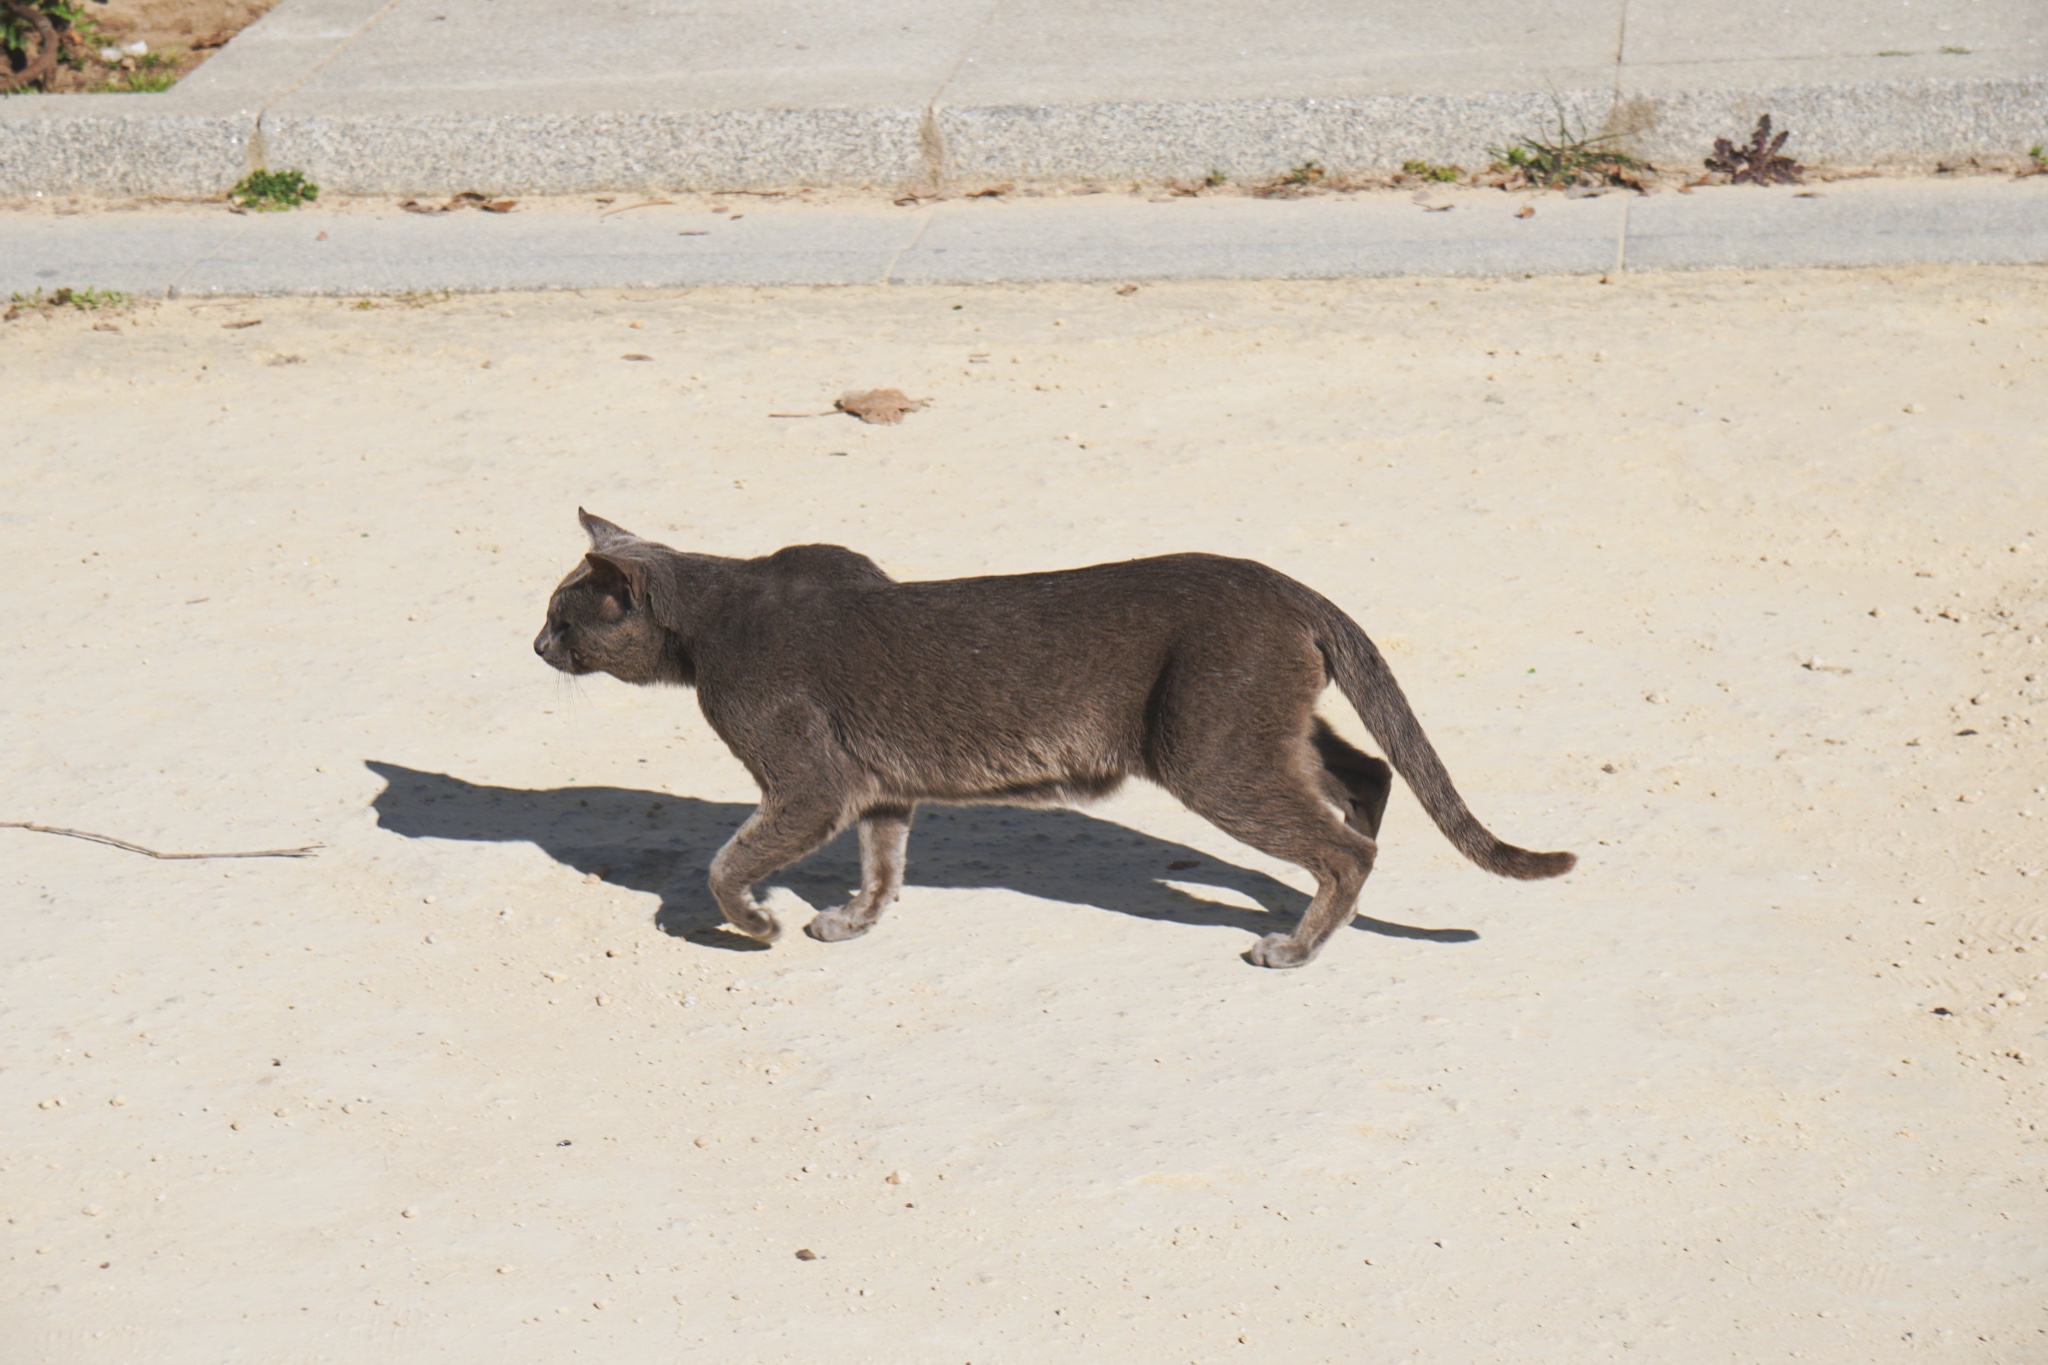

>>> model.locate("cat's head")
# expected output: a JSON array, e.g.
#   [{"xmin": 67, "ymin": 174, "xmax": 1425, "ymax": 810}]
[{"xmin": 533, "ymin": 510, "xmax": 669, "ymax": 684}]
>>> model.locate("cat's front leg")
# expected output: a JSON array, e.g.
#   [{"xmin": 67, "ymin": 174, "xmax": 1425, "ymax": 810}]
[
  {"xmin": 807, "ymin": 805, "xmax": 913, "ymax": 942},
  {"xmin": 708, "ymin": 795, "xmax": 848, "ymax": 943}
]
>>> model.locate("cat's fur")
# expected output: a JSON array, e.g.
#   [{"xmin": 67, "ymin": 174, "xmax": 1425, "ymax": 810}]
[{"xmin": 535, "ymin": 510, "xmax": 1573, "ymax": 968}]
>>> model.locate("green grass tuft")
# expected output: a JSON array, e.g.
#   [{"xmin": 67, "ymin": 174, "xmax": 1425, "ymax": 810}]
[
  {"xmin": 10, "ymin": 285, "xmax": 133, "ymax": 311},
  {"xmin": 1401, "ymin": 159, "xmax": 1463, "ymax": 183},
  {"xmin": 231, "ymin": 168, "xmax": 320, "ymax": 212}
]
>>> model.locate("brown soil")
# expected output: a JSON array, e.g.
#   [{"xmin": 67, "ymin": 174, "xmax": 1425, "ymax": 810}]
[{"xmin": 6, "ymin": 0, "xmax": 281, "ymax": 93}]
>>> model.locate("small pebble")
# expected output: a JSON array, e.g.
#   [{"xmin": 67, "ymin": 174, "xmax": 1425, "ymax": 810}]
[
  {"xmin": 679, "ymin": 995, "xmax": 698, "ymax": 1008},
  {"xmin": 1644, "ymin": 692, "xmax": 1668, "ymax": 704},
  {"xmin": 595, "ymin": 994, "xmax": 610, "ymax": 1006},
  {"xmin": 1903, "ymin": 402, "xmax": 1927, "ymax": 414},
  {"xmin": 885, "ymin": 1170, "xmax": 909, "ymax": 1185},
  {"xmin": 794, "ymin": 1248, "xmax": 817, "ymax": 1261},
  {"xmin": 400, "ymin": 1207, "xmax": 418, "ymax": 1219},
  {"xmin": 109, "ymin": 1096, "xmax": 126, "ymax": 1107},
  {"xmin": 693, "ymin": 1136, "xmax": 711, "ymax": 1148},
  {"xmin": 497, "ymin": 1266, "xmax": 514, "ymax": 1275}
]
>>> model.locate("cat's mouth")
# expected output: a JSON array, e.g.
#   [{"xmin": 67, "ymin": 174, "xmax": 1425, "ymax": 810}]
[{"xmin": 533, "ymin": 627, "xmax": 587, "ymax": 674}]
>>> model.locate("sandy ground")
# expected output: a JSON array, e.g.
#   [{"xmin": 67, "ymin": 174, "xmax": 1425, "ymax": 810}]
[{"xmin": 3, "ymin": 266, "xmax": 2045, "ymax": 1363}]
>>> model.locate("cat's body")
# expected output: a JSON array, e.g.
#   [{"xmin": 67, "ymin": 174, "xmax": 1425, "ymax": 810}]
[{"xmin": 535, "ymin": 511, "xmax": 1573, "ymax": 968}]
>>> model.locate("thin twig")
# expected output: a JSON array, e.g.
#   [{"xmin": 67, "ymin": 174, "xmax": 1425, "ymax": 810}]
[
  {"xmin": 767, "ymin": 411, "xmax": 835, "ymax": 418},
  {"xmin": 599, "ymin": 199, "xmax": 677, "ymax": 218},
  {"xmin": 1, "ymin": 822, "xmax": 320, "ymax": 860},
  {"xmin": 705, "ymin": 189, "xmax": 799, "ymax": 197}
]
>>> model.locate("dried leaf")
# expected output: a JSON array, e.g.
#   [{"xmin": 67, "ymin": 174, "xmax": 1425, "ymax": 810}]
[
  {"xmin": 835, "ymin": 389, "xmax": 927, "ymax": 424},
  {"xmin": 401, "ymin": 192, "xmax": 519, "ymax": 214},
  {"xmin": 1514, "ymin": 204, "xmax": 1536, "ymax": 218},
  {"xmin": 966, "ymin": 184, "xmax": 1014, "ymax": 198}
]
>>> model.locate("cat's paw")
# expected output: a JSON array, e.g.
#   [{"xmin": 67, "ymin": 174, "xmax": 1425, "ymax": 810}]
[
  {"xmin": 1245, "ymin": 933, "xmax": 1312, "ymax": 969},
  {"xmin": 804, "ymin": 910, "xmax": 872, "ymax": 943},
  {"xmin": 729, "ymin": 907, "xmax": 782, "ymax": 943}
]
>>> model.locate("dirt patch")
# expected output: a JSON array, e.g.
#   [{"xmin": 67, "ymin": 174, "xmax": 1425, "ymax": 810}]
[
  {"xmin": 5, "ymin": 0, "xmax": 281, "ymax": 93},
  {"xmin": 3, "ymin": 267, "xmax": 2046, "ymax": 1360}
]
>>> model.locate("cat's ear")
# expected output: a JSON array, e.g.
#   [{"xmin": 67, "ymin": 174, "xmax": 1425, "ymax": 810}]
[
  {"xmin": 584, "ymin": 551, "xmax": 646, "ymax": 603},
  {"xmin": 578, "ymin": 508, "xmax": 638, "ymax": 549}
]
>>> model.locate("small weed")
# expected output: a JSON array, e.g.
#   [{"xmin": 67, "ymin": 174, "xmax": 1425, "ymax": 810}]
[
  {"xmin": 393, "ymin": 289, "xmax": 453, "ymax": 308},
  {"xmin": 1876, "ymin": 49, "xmax": 1909, "ymax": 57},
  {"xmin": 1939, "ymin": 45, "xmax": 1971, "ymax": 55},
  {"xmin": 2021, "ymin": 144, "xmax": 2047, "ymax": 179},
  {"xmin": 231, "ymin": 168, "xmax": 320, "ymax": 212},
  {"xmin": 1204, "ymin": 169, "xmax": 1228, "ymax": 188},
  {"xmin": 1485, "ymin": 109, "xmax": 1644, "ymax": 189},
  {"xmin": 1255, "ymin": 160, "xmax": 1327, "ymax": 198},
  {"xmin": 1401, "ymin": 159, "xmax": 1463, "ymax": 183},
  {"xmin": 99, "ymin": 48, "xmax": 177, "ymax": 92},
  {"xmin": 1705, "ymin": 113, "xmax": 1804, "ymax": 185},
  {"xmin": 4, "ymin": 285, "xmax": 133, "ymax": 320},
  {"xmin": 103, "ymin": 69, "xmax": 175, "ymax": 92}
]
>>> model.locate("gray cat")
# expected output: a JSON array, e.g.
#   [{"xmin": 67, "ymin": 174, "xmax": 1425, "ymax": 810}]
[{"xmin": 535, "ymin": 511, "xmax": 1573, "ymax": 968}]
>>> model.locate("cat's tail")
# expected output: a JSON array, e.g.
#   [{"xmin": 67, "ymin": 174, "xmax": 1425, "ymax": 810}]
[{"xmin": 1312, "ymin": 601, "xmax": 1575, "ymax": 880}]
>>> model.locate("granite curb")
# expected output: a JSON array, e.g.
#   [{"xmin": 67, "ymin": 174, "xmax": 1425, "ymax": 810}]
[
  {"xmin": 3, "ymin": 0, "xmax": 2045, "ymax": 201},
  {"xmin": 5, "ymin": 75, "xmax": 2045, "ymax": 199}
]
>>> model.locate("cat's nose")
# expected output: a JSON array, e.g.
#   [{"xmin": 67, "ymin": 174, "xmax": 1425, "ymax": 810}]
[{"xmin": 533, "ymin": 628, "xmax": 553, "ymax": 657}]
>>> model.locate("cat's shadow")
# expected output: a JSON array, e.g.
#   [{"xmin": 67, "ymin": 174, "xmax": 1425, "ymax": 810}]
[{"xmin": 364, "ymin": 762, "xmax": 1477, "ymax": 951}]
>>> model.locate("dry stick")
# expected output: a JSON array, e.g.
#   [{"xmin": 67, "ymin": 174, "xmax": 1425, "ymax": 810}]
[
  {"xmin": 767, "ymin": 410, "xmax": 836, "ymax": 418},
  {"xmin": 0, "ymin": 822, "xmax": 320, "ymax": 860},
  {"xmin": 599, "ymin": 199, "xmax": 677, "ymax": 218}
]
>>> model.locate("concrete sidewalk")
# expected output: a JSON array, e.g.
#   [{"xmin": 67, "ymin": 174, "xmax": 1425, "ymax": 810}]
[
  {"xmin": 1, "ymin": 0, "xmax": 2043, "ymax": 199},
  {"xmin": 4, "ymin": 177, "xmax": 2044, "ymax": 298}
]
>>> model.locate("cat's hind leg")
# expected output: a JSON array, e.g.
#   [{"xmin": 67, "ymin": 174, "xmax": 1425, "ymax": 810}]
[
  {"xmin": 806, "ymin": 804, "xmax": 914, "ymax": 943},
  {"xmin": 1162, "ymin": 741, "xmax": 1377, "ymax": 969},
  {"xmin": 1311, "ymin": 717, "xmax": 1393, "ymax": 839},
  {"xmin": 708, "ymin": 792, "xmax": 850, "ymax": 943}
]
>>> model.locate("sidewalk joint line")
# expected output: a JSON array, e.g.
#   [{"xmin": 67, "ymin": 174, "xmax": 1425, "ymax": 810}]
[
  {"xmin": 1612, "ymin": 0, "xmax": 1631, "ymax": 93},
  {"xmin": 165, "ymin": 214, "xmax": 250, "ymax": 299},
  {"xmin": 921, "ymin": 0, "xmax": 1010, "ymax": 188},
  {"xmin": 249, "ymin": 0, "xmax": 408, "ymax": 169},
  {"xmin": 880, "ymin": 207, "xmax": 938, "ymax": 285}
]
